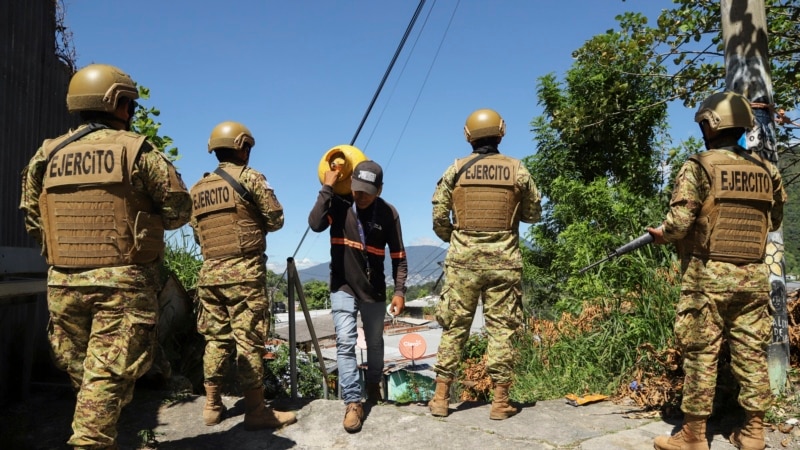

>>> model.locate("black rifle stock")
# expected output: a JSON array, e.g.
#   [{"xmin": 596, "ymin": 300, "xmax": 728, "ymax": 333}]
[{"xmin": 578, "ymin": 232, "xmax": 655, "ymax": 274}]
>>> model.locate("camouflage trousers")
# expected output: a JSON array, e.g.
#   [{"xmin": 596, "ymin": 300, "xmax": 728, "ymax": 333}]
[
  {"xmin": 196, "ymin": 280, "xmax": 270, "ymax": 390},
  {"xmin": 675, "ymin": 289, "xmax": 772, "ymax": 416},
  {"xmin": 434, "ymin": 266, "xmax": 523, "ymax": 384},
  {"xmin": 48, "ymin": 285, "xmax": 157, "ymax": 449}
]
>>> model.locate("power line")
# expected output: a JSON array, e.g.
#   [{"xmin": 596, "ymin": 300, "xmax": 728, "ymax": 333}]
[
  {"xmin": 350, "ymin": 0, "xmax": 427, "ymax": 146},
  {"xmin": 278, "ymin": 0, "xmax": 428, "ymax": 286},
  {"xmin": 386, "ymin": 0, "xmax": 460, "ymax": 168},
  {"xmin": 362, "ymin": 0, "xmax": 438, "ymax": 151}
]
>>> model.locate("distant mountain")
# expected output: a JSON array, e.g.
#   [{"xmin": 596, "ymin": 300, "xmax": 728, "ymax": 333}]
[{"xmin": 297, "ymin": 245, "xmax": 447, "ymax": 286}]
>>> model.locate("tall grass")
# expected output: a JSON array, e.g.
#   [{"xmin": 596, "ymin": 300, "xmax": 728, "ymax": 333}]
[
  {"xmin": 513, "ymin": 250, "xmax": 679, "ymax": 403},
  {"xmin": 162, "ymin": 227, "xmax": 203, "ymax": 290}
]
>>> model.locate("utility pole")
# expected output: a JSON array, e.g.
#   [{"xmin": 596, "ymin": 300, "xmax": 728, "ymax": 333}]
[{"xmin": 721, "ymin": 0, "xmax": 788, "ymax": 394}]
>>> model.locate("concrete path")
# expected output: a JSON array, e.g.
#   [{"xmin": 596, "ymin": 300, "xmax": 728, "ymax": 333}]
[{"xmin": 5, "ymin": 384, "xmax": 798, "ymax": 449}]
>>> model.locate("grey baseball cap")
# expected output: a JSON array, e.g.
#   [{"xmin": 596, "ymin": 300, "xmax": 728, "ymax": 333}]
[{"xmin": 350, "ymin": 160, "xmax": 383, "ymax": 195}]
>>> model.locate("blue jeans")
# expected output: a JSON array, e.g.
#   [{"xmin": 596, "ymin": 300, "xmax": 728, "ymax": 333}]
[{"xmin": 330, "ymin": 290, "xmax": 385, "ymax": 404}]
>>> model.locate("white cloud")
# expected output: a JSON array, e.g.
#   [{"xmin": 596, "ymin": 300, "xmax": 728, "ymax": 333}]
[
  {"xmin": 410, "ymin": 236, "xmax": 441, "ymax": 247},
  {"xmin": 267, "ymin": 262, "xmax": 286, "ymax": 273},
  {"xmin": 269, "ymin": 257, "xmax": 318, "ymax": 274},
  {"xmin": 293, "ymin": 258, "xmax": 318, "ymax": 270}
]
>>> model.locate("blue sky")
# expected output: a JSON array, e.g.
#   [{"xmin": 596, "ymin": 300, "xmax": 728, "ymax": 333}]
[{"xmin": 63, "ymin": 0, "xmax": 692, "ymax": 273}]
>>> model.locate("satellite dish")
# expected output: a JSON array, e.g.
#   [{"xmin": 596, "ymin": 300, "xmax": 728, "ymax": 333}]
[
  {"xmin": 398, "ymin": 333, "xmax": 427, "ymax": 361},
  {"xmin": 356, "ymin": 327, "xmax": 367, "ymax": 350}
]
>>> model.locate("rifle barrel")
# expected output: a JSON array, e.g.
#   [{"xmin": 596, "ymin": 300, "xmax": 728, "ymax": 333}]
[
  {"xmin": 612, "ymin": 232, "xmax": 654, "ymax": 256},
  {"xmin": 578, "ymin": 231, "xmax": 655, "ymax": 274},
  {"xmin": 578, "ymin": 256, "xmax": 610, "ymax": 274}
]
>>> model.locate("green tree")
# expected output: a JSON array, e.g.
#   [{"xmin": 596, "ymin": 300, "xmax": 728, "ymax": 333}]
[
  {"xmin": 303, "ymin": 280, "xmax": 330, "ymax": 310},
  {"xmin": 405, "ymin": 280, "xmax": 441, "ymax": 301},
  {"xmin": 524, "ymin": 12, "xmax": 672, "ymax": 309},
  {"xmin": 628, "ymin": 1, "xmax": 800, "ymax": 182},
  {"xmin": 266, "ymin": 270, "xmax": 288, "ymax": 303},
  {"xmin": 647, "ymin": 1, "xmax": 799, "ymax": 112},
  {"xmin": 130, "ymin": 85, "xmax": 179, "ymax": 162}
]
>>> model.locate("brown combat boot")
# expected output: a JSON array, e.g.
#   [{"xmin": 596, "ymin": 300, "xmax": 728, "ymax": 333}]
[
  {"xmin": 653, "ymin": 414, "xmax": 709, "ymax": 450},
  {"xmin": 428, "ymin": 377, "xmax": 452, "ymax": 417},
  {"xmin": 203, "ymin": 382, "xmax": 226, "ymax": 426},
  {"xmin": 242, "ymin": 386, "xmax": 297, "ymax": 431},
  {"xmin": 730, "ymin": 411, "xmax": 765, "ymax": 450},
  {"xmin": 489, "ymin": 383, "xmax": 519, "ymax": 420},
  {"xmin": 366, "ymin": 382, "xmax": 383, "ymax": 404},
  {"xmin": 343, "ymin": 402, "xmax": 364, "ymax": 433}
]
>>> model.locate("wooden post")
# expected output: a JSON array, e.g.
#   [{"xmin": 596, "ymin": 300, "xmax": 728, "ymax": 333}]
[{"xmin": 721, "ymin": 0, "xmax": 788, "ymax": 394}]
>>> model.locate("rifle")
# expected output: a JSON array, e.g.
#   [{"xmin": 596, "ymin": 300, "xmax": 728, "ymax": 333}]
[{"xmin": 578, "ymin": 231, "xmax": 655, "ymax": 274}]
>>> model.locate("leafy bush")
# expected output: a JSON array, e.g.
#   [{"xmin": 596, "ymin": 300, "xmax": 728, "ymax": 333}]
[
  {"xmin": 393, "ymin": 372, "xmax": 433, "ymax": 404},
  {"xmin": 462, "ymin": 332, "xmax": 488, "ymax": 360},
  {"xmin": 264, "ymin": 343, "xmax": 326, "ymax": 399},
  {"xmin": 302, "ymin": 280, "xmax": 330, "ymax": 310}
]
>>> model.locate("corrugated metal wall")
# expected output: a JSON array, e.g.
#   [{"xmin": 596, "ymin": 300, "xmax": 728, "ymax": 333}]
[
  {"xmin": 0, "ymin": 0, "xmax": 78, "ymax": 405},
  {"xmin": 1, "ymin": 0, "xmax": 77, "ymax": 248}
]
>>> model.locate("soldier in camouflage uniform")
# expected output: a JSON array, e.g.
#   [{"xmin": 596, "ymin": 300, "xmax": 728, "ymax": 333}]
[
  {"xmin": 428, "ymin": 109, "xmax": 541, "ymax": 420},
  {"xmin": 19, "ymin": 64, "xmax": 192, "ymax": 450},
  {"xmin": 190, "ymin": 121, "xmax": 296, "ymax": 430},
  {"xmin": 648, "ymin": 92, "xmax": 786, "ymax": 450}
]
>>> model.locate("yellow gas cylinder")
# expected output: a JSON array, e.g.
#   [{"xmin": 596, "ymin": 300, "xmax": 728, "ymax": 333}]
[{"xmin": 317, "ymin": 145, "xmax": 367, "ymax": 195}]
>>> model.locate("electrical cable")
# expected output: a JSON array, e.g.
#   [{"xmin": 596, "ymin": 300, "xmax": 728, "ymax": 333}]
[
  {"xmin": 276, "ymin": 0, "xmax": 428, "ymax": 287},
  {"xmin": 349, "ymin": 0, "xmax": 427, "ymax": 146},
  {"xmin": 385, "ymin": 0, "xmax": 460, "ymax": 168},
  {"xmin": 361, "ymin": 0, "xmax": 438, "ymax": 151}
]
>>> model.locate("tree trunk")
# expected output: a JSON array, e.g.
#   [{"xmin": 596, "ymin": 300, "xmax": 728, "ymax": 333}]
[{"xmin": 722, "ymin": 0, "xmax": 788, "ymax": 394}]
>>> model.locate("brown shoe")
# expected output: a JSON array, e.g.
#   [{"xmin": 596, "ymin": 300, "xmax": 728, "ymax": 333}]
[
  {"xmin": 428, "ymin": 377, "xmax": 452, "ymax": 417},
  {"xmin": 654, "ymin": 414, "xmax": 709, "ymax": 450},
  {"xmin": 343, "ymin": 402, "xmax": 364, "ymax": 433},
  {"xmin": 730, "ymin": 411, "xmax": 765, "ymax": 450},
  {"xmin": 243, "ymin": 387, "xmax": 297, "ymax": 430},
  {"xmin": 489, "ymin": 383, "xmax": 519, "ymax": 420},
  {"xmin": 203, "ymin": 382, "xmax": 226, "ymax": 426}
]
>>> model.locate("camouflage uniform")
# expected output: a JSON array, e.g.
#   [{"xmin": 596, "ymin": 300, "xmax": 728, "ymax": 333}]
[
  {"xmin": 431, "ymin": 153, "xmax": 541, "ymax": 384},
  {"xmin": 662, "ymin": 147, "xmax": 786, "ymax": 416},
  {"xmin": 191, "ymin": 162, "xmax": 284, "ymax": 390},
  {"xmin": 19, "ymin": 124, "xmax": 192, "ymax": 449}
]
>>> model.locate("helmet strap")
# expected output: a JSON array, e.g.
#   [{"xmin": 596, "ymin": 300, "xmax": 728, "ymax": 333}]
[{"xmin": 699, "ymin": 121, "xmax": 718, "ymax": 150}]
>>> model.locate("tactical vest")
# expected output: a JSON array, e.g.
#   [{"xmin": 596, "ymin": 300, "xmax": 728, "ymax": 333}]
[
  {"xmin": 40, "ymin": 129, "xmax": 164, "ymax": 268},
  {"xmin": 684, "ymin": 150, "xmax": 773, "ymax": 265},
  {"xmin": 190, "ymin": 167, "xmax": 266, "ymax": 259},
  {"xmin": 452, "ymin": 153, "xmax": 520, "ymax": 231}
]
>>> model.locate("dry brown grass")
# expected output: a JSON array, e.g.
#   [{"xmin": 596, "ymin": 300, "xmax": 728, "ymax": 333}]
[{"xmin": 460, "ymin": 284, "xmax": 800, "ymax": 417}]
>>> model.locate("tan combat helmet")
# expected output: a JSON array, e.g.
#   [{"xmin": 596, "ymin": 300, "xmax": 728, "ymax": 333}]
[
  {"xmin": 694, "ymin": 91, "xmax": 755, "ymax": 132},
  {"xmin": 208, "ymin": 121, "xmax": 255, "ymax": 153},
  {"xmin": 66, "ymin": 64, "xmax": 139, "ymax": 113},
  {"xmin": 464, "ymin": 108, "xmax": 506, "ymax": 143}
]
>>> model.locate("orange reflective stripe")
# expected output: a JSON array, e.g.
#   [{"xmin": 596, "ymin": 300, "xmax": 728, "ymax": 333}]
[
  {"xmin": 366, "ymin": 245, "xmax": 385, "ymax": 256},
  {"xmin": 331, "ymin": 237, "xmax": 365, "ymax": 250},
  {"xmin": 345, "ymin": 239, "xmax": 364, "ymax": 250},
  {"xmin": 390, "ymin": 250, "xmax": 406, "ymax": 258}
]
